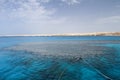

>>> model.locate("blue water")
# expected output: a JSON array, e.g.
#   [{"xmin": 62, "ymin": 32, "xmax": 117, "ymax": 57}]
[{"xmin": 0, "ymin": 36, "xmax": 120, "ymax": 80}]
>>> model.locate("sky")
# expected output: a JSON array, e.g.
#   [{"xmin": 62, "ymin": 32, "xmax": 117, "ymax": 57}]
[{"xmin": 0, "ymin": 0, "xmax": 120, "ymax": 35}]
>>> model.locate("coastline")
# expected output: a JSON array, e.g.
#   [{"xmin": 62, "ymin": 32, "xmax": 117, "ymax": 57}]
[{"xmin": 0, "ymin": 32, "xmax": 120, "ymax": 37}]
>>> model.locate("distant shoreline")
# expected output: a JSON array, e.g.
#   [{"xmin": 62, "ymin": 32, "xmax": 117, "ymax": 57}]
[{"xmin": 0, "ymin": 32, "xmax": 120, "ymax": 37}]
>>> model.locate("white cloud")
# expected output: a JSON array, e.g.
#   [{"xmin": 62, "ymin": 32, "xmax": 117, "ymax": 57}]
[
  {"xmin": 95, "ymin": 16, "xmax": 120, "ymax": 24},
  {"xmin": 40, "ymin": 0, "xmax": 50, "ymax": 3},
  {"xmin": 11, "ymin": 0, "xmax": 52, "ymax": 19},
  {"xmin": 0, "ymin": 0, "xmax": 66, "ymax": 24},
  {"xmin": 0, "ymin": 0, "xmax": 81, "ymax": 24},
  {"xmin": 61, "ymin": 0, "xmax": 80, "ymax": 5}
]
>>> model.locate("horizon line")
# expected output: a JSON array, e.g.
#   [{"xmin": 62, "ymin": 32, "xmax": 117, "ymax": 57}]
[{"xmin": 0, "ymin": 32, "xmax": 120, "ymax": 37}]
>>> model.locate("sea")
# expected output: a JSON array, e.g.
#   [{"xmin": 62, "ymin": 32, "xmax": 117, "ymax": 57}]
[{"xmin": 0, "ymin": 36, "xmax": 120, "ymax": 80}]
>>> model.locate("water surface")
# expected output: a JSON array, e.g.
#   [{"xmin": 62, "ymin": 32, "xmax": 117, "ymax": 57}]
[{"xmin": 0, "ymin": 36, "xmax": 120, "ymax": 80}]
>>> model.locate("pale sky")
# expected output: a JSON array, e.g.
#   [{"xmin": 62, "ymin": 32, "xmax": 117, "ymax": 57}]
[{"xmin": 0, "ymin": 0, "xmax": 120, "ymax": 35}]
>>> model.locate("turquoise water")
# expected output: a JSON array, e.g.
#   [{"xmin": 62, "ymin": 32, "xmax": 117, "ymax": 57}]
[{"xmin": 0, "ymin": 36, "xmax": 120, "ymax": 80}]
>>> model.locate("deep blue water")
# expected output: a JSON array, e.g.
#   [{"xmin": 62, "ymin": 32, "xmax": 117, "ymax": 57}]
[{"xmin": 0, "ymin": 36, "xmax": 120, "ymax": 80}]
